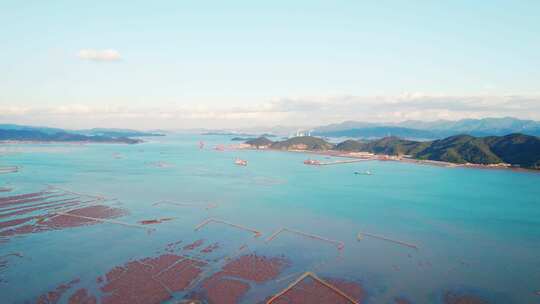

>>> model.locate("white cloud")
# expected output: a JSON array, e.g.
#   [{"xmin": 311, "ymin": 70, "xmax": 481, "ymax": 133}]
[
  {"xmin": 0, "ymin": 106, "xmax": 32, "ymax": 115},
  {"xmin": 77, "ymin": 49, "xmax": 121, "ymax": 61},
  {"xmin": 2, "ymin": 94, "xmax": 540, "ymax": 130}
]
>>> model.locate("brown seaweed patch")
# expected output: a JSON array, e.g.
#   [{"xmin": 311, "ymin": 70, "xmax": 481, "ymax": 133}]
[
  {"xmin": 69, "ymin": 205, "xmax": 127, "ymax": 218},
  {"xmin": 0, "ymin": 191, "xmax": 47, "ymax": 203},
  {"xmin": 156, "ymin": 258, "xmax": 207, "ymax": 292},
  {"xmin": 201, "ymin": 275, "xmax": 250, "ymax": 304},
  {"xmin": 0, "ymin": 205, "xmax": 127, "ymax": 239},
  {"xmin": 395, "ymin": 297, "xmax": 412, "ymax": 304},
  {"xmin": 68, "ymin": 288, "xmax": 97, "ymax": 304},
  {"xmin": 0, "ymin": 191, "xmax": 53, "ymax": 207},
  {"xmin": 193, "ymin": 254, "xmax": 289, "ymax": 304},
  {"xmin": 444, "ymin": 292, "xmax": 489, "ymax": 304},
  {"xmin": 0, "ymin": 197, "xmax": 77, "ymax": 213},
  {"xmin": 183, "ymin": 239, "xmax": 205, "ymax": 251},
  {"xmin": 221, "ymin": 254, "xmax": 289, "ymax": 283},
  {"xmin": 138, "ymin": 217, "xmax": 174, "ymax": 225},
  {"xmin": 100, "ymin": 254, "xmax": 206, "ymax": 304},
  {"xmin": 100, "ymin": 260, "xmax": 173, "ymax": 304},
  {"xmin": 44, "ymin": 205, "xmax": 127, "ymax": 229},
  {"xmin": 0, "ymin": 222, "xmax": 50, "ymax": 237},
  {"xmin": 200, "ymin": 243, "xmax": 220, "ymax": 254},
  {"xmin": 267, "ymin": 272, "xmax": 364, "ymax": 304},
  {"xmin": 0, "ymin": 199, "xmax": 80, "ymax": 219},
  {"xmin": 36, "ymin": 278, "xmax": 80, "ymax": 304},
  {"xmin": 0, "ymin": 216, "xmax": 37, "ymax": 229}
]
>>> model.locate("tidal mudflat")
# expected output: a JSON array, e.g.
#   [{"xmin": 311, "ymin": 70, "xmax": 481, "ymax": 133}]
[{"xmin": 1, "ymin": 134, "xmax": 539, "ymax": 303}]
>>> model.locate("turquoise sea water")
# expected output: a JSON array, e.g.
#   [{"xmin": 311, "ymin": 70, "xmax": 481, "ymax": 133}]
[{"xmin": 1, "ymin": 134, "xmax": 539, "ymax": 303}]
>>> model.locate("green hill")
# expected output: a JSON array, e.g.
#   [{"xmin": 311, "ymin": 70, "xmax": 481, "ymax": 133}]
[
  {"xmin": 335, "ymin": 139, "xmax": 366, "ymax": 151},
  {"xmin": 269, "ymin": 136, "xmax": 334, "ymax": 151},
  {"xmin": 414, "ymin": 135, "xmax": 502, "ymax": 164},
  {"xmin": 331, "ymin": 134, "xmax": 540, "ymax": 169},
  {"xmin": 245, "ymin": 137, "xmax": 274, "ymax": 147},
  {"xmin": 484, "ymin": 134, "xmax": 540, "ymax": 169},
  {"xmin": 336, "ymin": 137, "xmax": 429, "ymax": 155}
]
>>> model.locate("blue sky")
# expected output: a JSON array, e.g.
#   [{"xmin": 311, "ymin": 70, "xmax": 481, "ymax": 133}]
[{"xmin": 1, "ymin": 1, "xmax": 539, "ymax": 129}]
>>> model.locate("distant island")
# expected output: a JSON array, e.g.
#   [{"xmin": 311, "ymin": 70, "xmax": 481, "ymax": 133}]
[
  {"xmin": 245, "ymin": 134, "xmax": 540, "ymax": 170},
  {"xmin": 0, "ymin": 124, "xmax": 164, "ymax": 144}
]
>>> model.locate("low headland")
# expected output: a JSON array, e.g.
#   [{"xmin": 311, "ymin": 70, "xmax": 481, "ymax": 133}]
[
  {"xmin": 243, "ymin": 134, "xmax": 540, "ymax": 171},
  {"xmin": 0, "ymin": 125, "xmax": 164, "ymax": 144}
]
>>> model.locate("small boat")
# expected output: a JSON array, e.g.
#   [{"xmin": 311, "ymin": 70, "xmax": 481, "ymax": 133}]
[
  {"xmin": 234, "ymin": 158, "xmax": 248, "ymax": 166},
  {"xmin": 303, "ymin": 159, "xmax": 321, "ymax": 165},
  {"xmin": 354, "ymin": 170, "xmax": 372, "ymax": 175},
  {"xmin": 0, "ymin": 187, "xmax": 13, "ymax": 192}
]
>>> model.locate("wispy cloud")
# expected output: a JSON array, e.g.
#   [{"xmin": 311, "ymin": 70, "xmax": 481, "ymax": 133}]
[{"xmin": 77, "ymin": 49, "xmax": 121, "ymax": 62}]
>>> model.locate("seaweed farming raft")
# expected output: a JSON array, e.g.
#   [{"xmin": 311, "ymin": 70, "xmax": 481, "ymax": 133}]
[{"xmin": 0, "ymin": 186, "xmax": 135, "ymax": 242}]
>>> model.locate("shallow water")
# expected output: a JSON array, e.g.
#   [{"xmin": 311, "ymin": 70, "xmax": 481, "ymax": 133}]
[{"xmin": 1, "ymin": 134, "xmax": 539, "ymax": 303}]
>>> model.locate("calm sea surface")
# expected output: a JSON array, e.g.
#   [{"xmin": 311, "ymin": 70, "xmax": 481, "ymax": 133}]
[{"xmin": 1, "ymin": 134, "xmax": 539, "ymax": 303}]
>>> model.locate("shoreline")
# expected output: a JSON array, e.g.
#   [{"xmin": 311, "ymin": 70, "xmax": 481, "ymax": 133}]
[
  {"xmin": 239, "ymin": 146, "xmax": 540, "ymax": 174},
  {"xmin": 0, "ymin": 140, "xmax": 142, "ymax": 145}
]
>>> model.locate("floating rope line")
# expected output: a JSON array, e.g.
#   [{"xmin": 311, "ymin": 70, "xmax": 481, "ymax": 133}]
[
  {"xmin": 194, "ymin": 218, "xmax": 262, "ymax": 237},
  {"xmin": 153, "ymin": 200, "xmax": 217, "ymax": 210},
  {"xmin": 53, "ymin": 211, "xmax": 154, "ymax": 232},
  {"xmin": 0, "ymin": 196, "xmax": 78, "ymax": 213},
  {"xmin": 274, "ymin": 249, "xmax": 344, "ymax": 284},
  {"xmin": 0, "ymin": 199, "xmax": 83, "ymax": 219},
  {"xmin": 45, "ymin": 185, "xmax": 109, "ymax": 201},
  {"xmin": 185, "ymin": 243, "xmax": 250, "ymax": 291},
  {"xmin": 266, "ymin": 271, "xmax": 360, "ymax": 304},
  {"xmin": 357, "ymin": 231, "xmax": 418, "ymax": 250},
  {"xmin": 0, "ymin": 253, "xmax": 23, "ymax": 259},
  {"xmin": 266, "ymin": 227, "xmax": 345, "ymax": 251}
]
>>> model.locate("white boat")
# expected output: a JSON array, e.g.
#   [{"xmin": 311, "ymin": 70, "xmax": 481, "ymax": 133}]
[
  {"xmin": 234, "ymin": 158, "xmax": 248, "ymax": 166},
  {"xmin": 354, "ymin": 170, "xmax": 372, "ymax": 175}
]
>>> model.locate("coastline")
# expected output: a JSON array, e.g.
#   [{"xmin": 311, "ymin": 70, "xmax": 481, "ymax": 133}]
[
  {"xmin": 238, "ymin": 146, "xmax": 540, "ymax": 174},
  {"xmin": 0, "ymin": 139, "xmax": 142, "ymax": 145}
]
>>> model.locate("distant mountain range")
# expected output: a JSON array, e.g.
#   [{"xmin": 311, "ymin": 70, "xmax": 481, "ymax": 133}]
[
  {"xmin": 0, "ymin": 124, "xmax": 163, "ymax": 144},
  {"xmin": 246, "ymin": 133, "xmax": 540, "ymax": 169},
  {"xmin": 312, "ymin": 117, "xmax": 540, "ymax": 139}
]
